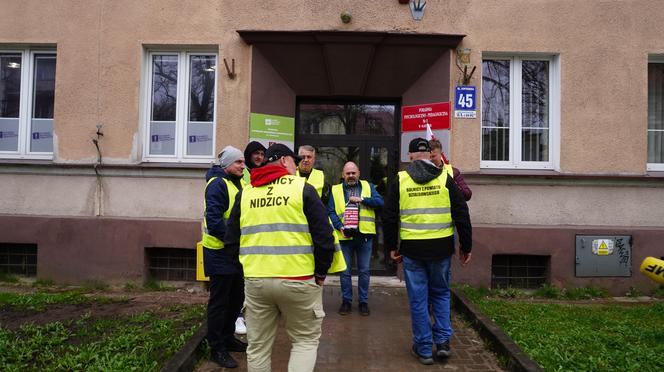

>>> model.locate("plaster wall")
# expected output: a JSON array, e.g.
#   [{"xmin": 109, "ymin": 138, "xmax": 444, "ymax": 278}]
[
  {"xmin": 469, "ymin": 184, "xmax": 664, "ymax": 227},
  {"xmin": 102, "ymin": 177, "xmax": 204, "ymax": 219},
  {"xmin": 1, "ymin": 1, "xmax": 663, "ymax": 173},
  {"xmin": 0, "ymin": 174, "xmax": 96, "ymax": 216},
  {"xmin": 3, "ymin": 172, "xmax": 664, "ymax": 229}
]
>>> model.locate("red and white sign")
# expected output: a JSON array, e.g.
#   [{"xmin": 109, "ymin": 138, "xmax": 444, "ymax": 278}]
[{"xmin": 401, "ymin": 102, "xmax": 450, "ymax": 132}]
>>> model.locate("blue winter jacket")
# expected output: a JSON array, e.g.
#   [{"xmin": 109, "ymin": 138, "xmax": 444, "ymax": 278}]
[
  {"xmin": 203, "ymin": 166, "xmax": 243, "ymax": 276},
  {"xmin": 327, "ymin": 181, "xmax": 384, "ymax": 236}
]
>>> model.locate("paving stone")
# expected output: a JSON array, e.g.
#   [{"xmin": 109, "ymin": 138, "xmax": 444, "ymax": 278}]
[{"xmin": 196, "ymin": 285, "xmax": 505, "ymax": 371}]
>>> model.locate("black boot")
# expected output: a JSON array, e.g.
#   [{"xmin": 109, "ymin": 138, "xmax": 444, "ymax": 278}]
[
  {"xmin": 211, "ymin": 350, "xmax": 238, "ymax": 368},
  {"xmin": 226, "ymin": 337, "xmax": 248, "ymax": 352}
]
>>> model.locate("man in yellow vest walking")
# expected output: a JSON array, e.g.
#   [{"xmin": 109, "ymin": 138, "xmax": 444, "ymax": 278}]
[
  {"xmin": 328, "ymin": 161, "xmax": 383, "ymax": 316},
  {"xmin": 202, "ymin": 145, "xmax": 248, "ymax": 368},
  {"xmin": 297, "ymin": 145, "xmax": 330, "ymax": 204},
  {"xmin": 225, "ymin": 143, "xmax": 343, "ymax": 372},
  {"xmin": 383, "ymin": 138, "xmax": 472, "ymax": 365}
]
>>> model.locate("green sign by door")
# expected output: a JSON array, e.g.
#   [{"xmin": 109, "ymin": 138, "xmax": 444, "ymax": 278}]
[{"xmin": 249, "ymin": 113, "xmax": 295, "ymax": 149}]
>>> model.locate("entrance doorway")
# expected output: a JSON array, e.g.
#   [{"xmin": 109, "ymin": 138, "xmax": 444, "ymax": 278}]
[{"xmin": 296, "ymin": 99, "xmax": 399, "ymax": 275}]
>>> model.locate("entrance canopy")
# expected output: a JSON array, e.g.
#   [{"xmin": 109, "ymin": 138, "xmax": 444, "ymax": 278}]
[{"xmin": 238, "ymin": 30, "xmax": 464, "ymax": 97}]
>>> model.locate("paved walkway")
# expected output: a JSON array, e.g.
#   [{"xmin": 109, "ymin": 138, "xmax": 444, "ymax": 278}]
[{"xmin": 197, "ymin": 282, "xmax": 505, "ymax": 371}]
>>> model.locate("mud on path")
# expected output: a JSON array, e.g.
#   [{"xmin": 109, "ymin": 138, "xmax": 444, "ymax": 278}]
[{"xmin": 0, "ymin": 284, "xmax": 209, "ymax": 331}]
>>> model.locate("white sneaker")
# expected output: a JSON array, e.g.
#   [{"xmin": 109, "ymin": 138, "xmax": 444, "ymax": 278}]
[{"xmin": 235, "ymin": 317, "xmax": 247, "ymax": 335}]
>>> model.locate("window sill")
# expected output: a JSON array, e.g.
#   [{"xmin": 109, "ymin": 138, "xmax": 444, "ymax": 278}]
[{"xmin": 0, "ymin": 158, "xmax": 54, "ymax": 165}]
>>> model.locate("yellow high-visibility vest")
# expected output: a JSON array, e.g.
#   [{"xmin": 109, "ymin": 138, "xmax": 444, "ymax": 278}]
[
  {"xmin": 398, "ymin": 170, "xmax": 454, "ymax": 240},
  {"xmin": 297, "ymin": 168, "xmax": 325, "ymax": 197},
  {"xmin": 328, "ymin": 218, "xmax": 348, "ymax": 273},
  {"xmin": 239, "ymin": 175, "xmax": 313, "ymax": 277},
  {"xmin": 331, "ymin": 180, "xmax": 376, "ymax": 241},
  {"xmin": 202, "ymin": 177, "xmax": 241, "ymax": 249},
  {"xmin": 242, "ymin": 167, "xmax": 251, "ymax": 186},
  {"xmin": 442, "ymin": 163, "xmax": 454, "ymax": 178}
]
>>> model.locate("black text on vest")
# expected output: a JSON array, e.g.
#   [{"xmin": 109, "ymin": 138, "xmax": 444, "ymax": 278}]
[{"xmin": 250, "ymin": 196, "xmax": 290, "ymax": 208}]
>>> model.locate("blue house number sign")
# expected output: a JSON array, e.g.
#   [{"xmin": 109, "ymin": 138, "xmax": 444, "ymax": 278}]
[{"xmin": 454, "ymin": 86, "xmax": 476, "ymax": 119}]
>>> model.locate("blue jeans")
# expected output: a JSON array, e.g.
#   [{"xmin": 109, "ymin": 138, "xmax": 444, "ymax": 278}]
[
  {"xmin": 402, "ymin": 256, "xmax": 452, "ymax": 358},
  {"xmin": 339, "ymin": 236, "xmax": 372, "ymax": 304}
]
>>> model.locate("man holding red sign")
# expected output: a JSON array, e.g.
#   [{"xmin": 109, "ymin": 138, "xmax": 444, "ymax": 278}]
[{"xmin": 328, "ymin": 162, "xmax": 384, "ymax": 316}]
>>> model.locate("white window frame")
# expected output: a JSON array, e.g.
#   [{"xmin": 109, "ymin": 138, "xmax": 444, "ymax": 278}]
[
  {"xmin": 647, "ymin": 55, "xmax": 664, "ymax": 171},
  {"xmin": 0, "ymin": 48, "xmax": 56, "ymax": 160},
  {"xmin": 141, "ymin": 50, "xmax": 218, "ymax": 163},
  {"xmin": 480, "ymin": 53, "xmax": 560, "ymax": 170}
]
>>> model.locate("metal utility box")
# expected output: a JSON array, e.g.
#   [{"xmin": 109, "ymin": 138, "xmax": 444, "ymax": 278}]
[{"xmin": 575, "ymin": 235, "xmax": 632, "ymax": 277}]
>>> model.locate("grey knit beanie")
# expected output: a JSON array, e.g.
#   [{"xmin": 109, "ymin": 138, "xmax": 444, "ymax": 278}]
[{"xmin": 218, "ymin": 146, "xmax": 244, "ymax": 169}]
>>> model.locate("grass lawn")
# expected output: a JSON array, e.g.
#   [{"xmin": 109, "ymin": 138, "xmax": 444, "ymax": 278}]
[
  {"xmin": 0, "ymin": 290, "xmax": 206, "ymax": 372},
  {"xmin": 461, "ymin": 286, "xmax": 664, "ymax": 372}
]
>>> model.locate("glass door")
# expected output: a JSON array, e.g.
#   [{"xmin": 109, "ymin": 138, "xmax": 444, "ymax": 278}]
[{"xmin": 296, "ymin": 100, "xmax": 399, "ymax": 275}]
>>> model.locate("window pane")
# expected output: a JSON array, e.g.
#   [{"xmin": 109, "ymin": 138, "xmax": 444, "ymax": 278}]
[
  {"xmin": 315, "ymin": 146, "xmax": 360, "ymax": 185},
  {"xmin": 521, "ymin": 60, "xmax": 549, "ymax": 129},
  {"xmin": 32, "ymin": 55, "xmax": 56, "ymax": 119},
  {"xmin": 0, "ymin": 54, "xmax": 22, "ymax": 118},
  {"xmin": 189, "ymin": 55, "xmax": 215, "ymax": 122},
  {"xmin": 149, "ymin": 121, "xmax": 176, "ymax": 155},
  {"xmin": 298, "ymin": 104, "xmax": 395, "ymax": 136},
  {"xmin": 482, "ymin": 127, "xmax": 509, "ymax": 161},
  {"xmin": 0, "ymin": 118, "xmax": 19, "ymax": 151},
  {"xmin": 151, "ymin": 55, "xmax": 178, "ymax": 121},
  {"xmin": 648, "ymin": 64, "xmax": 664, "ymax": 131},
  {"xmin": 30, "ymin": 55, "xmax": 56, "ymax": 153},
  {"xmin": 522, "ymin": 128, "xmax": 549, "ymax": 162},
  {"xmin": 648, "ymin": 63, "xmax": 664, "ymax": 163},
  {"xmin": 187, "ymin": 122, "xmax": 213, "ymax": 156},
  {"xmin": 30, "ymin": 119, "xmax": 53, "ymax": 152},
  {"xmin": 482, "ymin": 60, "xmax": 510, "ymax": 161},
  {"xmin": 482, "ymin": 60, "xmax": 510, "ymax": 128},
  {"xmin": 648, "ymin": 130, "xmax": 664, "ymax": 163}
]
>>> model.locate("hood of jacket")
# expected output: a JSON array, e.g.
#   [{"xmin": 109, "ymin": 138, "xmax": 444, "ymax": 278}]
[
  {"xmin": 244, "ymin": 141, "xmax": 266, "ymax": 169},
  {"xmin": 405, "ymin": 159, "xmax": 442, "ymax": 184},
  {"xmin": 205, "ymin": 165, "xmax": 226, "ymax": 181}
]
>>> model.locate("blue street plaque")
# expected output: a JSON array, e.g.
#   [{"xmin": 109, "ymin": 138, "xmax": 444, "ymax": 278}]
[{"xmin": 454, "ymin": 86, "xmax": 477, "ymax": 118}]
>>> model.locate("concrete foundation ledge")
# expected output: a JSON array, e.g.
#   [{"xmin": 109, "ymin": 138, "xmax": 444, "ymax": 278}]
[
  {"xmin": 160, "ymin": 321, "xmax": 208, "ymax": 372},
  {"xmin": 451, "ymin": 288, "xmax": 543, "ymax": 372}
]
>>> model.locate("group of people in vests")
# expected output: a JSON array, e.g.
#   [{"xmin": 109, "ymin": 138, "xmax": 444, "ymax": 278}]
[{"xmin": 202, "ymin": 137, "xmax": 472, "ymax": 370}]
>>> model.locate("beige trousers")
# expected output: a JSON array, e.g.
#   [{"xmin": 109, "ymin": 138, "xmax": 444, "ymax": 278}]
[{"xmin": 244, "ymin": 277, "xmax": 326, "ymax": 372}]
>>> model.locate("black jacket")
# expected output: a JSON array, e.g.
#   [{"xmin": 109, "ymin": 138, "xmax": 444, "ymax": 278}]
[
  {"xmin": 383, "ymin": 159, "xmax": 472, "ymax": 260},
  {"xmin": 203, "ymin": 167, "xmax": 243, "ymax": 276},
  {"xmin": 224, "ymin": 181, "xmax": 335, "ymax": 277}
]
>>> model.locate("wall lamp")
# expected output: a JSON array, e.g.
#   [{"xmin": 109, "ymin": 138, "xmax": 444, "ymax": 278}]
[{"xmin": 456, "ymin": 47, "xmax": 476, "ymax": 85}]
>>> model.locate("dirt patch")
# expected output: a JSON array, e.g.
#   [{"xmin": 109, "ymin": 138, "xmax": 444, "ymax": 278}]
[{"xmin": 0, "ymin": 286, "xmax": 209, "ymax": 331}]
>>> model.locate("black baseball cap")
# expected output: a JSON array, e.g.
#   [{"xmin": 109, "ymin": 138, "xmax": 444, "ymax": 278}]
[
  {"xmin": 264, "ymin": 143, "xmax": 302, "ymax": 164},
  {"xmin": 408, "ymin": 137, "xmax": 431, "ymax": 153}
]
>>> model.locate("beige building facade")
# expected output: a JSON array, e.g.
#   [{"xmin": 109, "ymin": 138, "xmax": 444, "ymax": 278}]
[{"xmin": 1, "ymin": 0, "xmax": 663, "ymax": 293}]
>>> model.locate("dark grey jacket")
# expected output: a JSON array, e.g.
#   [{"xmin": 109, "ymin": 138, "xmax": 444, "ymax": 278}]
[{"xmin": 383, "ymin": 159, "xmax": 472, "ymax": 260}]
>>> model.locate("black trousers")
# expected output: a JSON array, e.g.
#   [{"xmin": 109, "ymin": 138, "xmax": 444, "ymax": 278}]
[{"xmin": 207, "ymin": 273, "xmax": 245, "ymax": 352}]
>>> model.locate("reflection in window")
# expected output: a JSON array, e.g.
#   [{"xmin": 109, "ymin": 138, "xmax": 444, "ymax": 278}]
[
  {"xmin": 521, "ymin": 60, "xmax": 549, "ymax": 162},
  {"xmin": 482, "ymin": 60, "xmax": 510, "ymax": 161},
  {"xmin": 299, "ymin": 104, "xmax": 395, "ymax": 136},
  {"xmin": 151, "ymin": 55, "xmax": 178, "ymax": 122},
  {"xmin": 0, "ymin": 54, "xmax": 21, "ymax": 118},
  {"xmin": 189, "ymin": 55, "xmax": 215, "ymax": 122},
  {"xmin": 316, "ymin": 146, "xmax": 360, "ymax": 185},
  {"xmin": 369, "ymin": 147, "xmax": 389, "ymax": 196},
  {"xmin": 32, "ymin": 55, "xmax": 56, "ymax": 119},
  {"xmin": 648, "ymin": 63, "xmax": 664, "ymax": 164}
]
